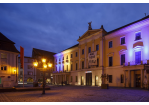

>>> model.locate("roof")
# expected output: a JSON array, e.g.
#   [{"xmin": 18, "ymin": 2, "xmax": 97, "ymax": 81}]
[
  {"xmin": 0, "ymin": 32, "xmax": 19, "ymax": 53},
  {"xmin": 61, "ymin": 43, "xmax": 79, "ymax": 52},
  {"xmin": 0, "ymin": 32, "xmax": 15, "ymax": 44},
  {"xmin": 106, "ymin": 15, "xmax": 149, "ymax": 35},
  {"xmin": 32, "ymin": 48, "xmax": 56, "ymax": 58}
]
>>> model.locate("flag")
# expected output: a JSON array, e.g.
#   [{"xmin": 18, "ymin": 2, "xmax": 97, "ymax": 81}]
[{"xmin": 20, "ymin": 46, "xmax": 24, "ymax": 68}]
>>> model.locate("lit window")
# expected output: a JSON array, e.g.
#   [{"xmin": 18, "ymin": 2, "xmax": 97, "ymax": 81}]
[
  {"xmin": 121, "ymin": 37, "xmax": 125, "ymax": 45},
  {"xmin": 135, "ymin": 32, "xmax": 141, "ymax": 40},
  {"xmin": 109, "ymin": 41, "xmax": 112, "ymax": 48}
]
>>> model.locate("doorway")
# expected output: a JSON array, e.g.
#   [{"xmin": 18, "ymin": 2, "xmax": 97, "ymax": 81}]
[
  {"xmin": 81, "ymin": 76, "xmax": 84, "ymax": 85},
  {"xmin": 136, "ymin": 74, "xmax": 141, "ymax": 87},
  {"xmin": 86, "ymin": 73, "xmax": 92, "ymax": 86},
  {"xmin": 95, "ymin": 76, "xmax": 98, "ymax": 86}
]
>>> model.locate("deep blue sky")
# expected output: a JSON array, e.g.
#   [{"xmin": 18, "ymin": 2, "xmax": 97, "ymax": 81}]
[{"xmin": 0, "ymin": 3, "xmax": 149, "ymax": 57}]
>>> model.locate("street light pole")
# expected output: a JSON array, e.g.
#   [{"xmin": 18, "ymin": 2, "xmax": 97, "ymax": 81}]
[{"xmin": 42, "ymin": 70, "xmax": 45, "ymax": 94}]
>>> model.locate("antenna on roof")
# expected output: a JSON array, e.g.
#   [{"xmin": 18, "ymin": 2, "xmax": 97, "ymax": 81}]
[{"xmin": 145, "ymin": 13, "xmax": 146, "ymax": 16}]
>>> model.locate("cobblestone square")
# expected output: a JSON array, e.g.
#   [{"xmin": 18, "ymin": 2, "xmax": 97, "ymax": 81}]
[{"xmin": 0, "ymin": 86, "xmax": 149, "ymax": 102}]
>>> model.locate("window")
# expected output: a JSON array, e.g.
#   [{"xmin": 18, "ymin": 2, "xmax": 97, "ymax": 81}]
[
  {"xmin": 1, "ymin": 53, "xmax": 7, "ymax": 71},
  {"xmin": 109, "ymin": 57, "xmax": 113, "ymax": 66},
  {"xmin": 97, "ymin": 58, "xmax": 99, "ymax": 67},
  {"xmin": 76, "ymin": 76, "xmax": 78, "ymax": 82},
  {"xmin": 109, "ymin": 75, "xmax": 112, "ymax": 83},
  {"xmin": 88, "ymin": 47, "xmax": 91, "ymax": 53},
  {"xmin": 59, "ymin": 66, "xmax": 61, "ymax": 71},
  {"xmin": 121, "ymin": 54, "xmax": 125, "ymax": 65},
  {"xmin": 135, "ymin": 51, "xmax": 141, "ymax": 64},
  {"xmin": 76, "ymin": 63, "xmax": 78, "ymax": 70},
  {"xmin": 82, "ymin": 61, "xmax": 84, "ymax": 69},
  {"xmin": 0, "ymin": 78, "xmax": 1, "ymax": 84},
  {"xmin": 121, "ymin": 74, "xmax": 124, "ymax": 83},
  {"xmin": 59, "ymin": 58, "xmax": 61, "ymax": 61},
  {"xmin": 71, "ymin": 64, "xmax": 73, "ymax": 71},
  {"xmin": 28, "ymin": 65, "xmax": 33, "ymax": 69},
  {"xmin": 63, "ymin": 57, "xmax": 64, "ymax": 60},
  {"xmin": 76, "ymin": 52, "xmax": 78, "ymax": 57},
  {"xmin": 28, "ymin": 72, "xmax": 33, "ymax": 75},
  {"xmin": 82, "ymin": 49, "xmax": 84, "ymax": 55},
  {"xmin": 56, "ymin": 59, "xmax": 57, "ymax": 62},
  {"xmin": 71, "ymin": 76, "xmax": 73, "ymax": 82},
  {"xmin": 20, "ymin": 71, "xmax": 23, "ymax": 75},
  {"xmin": 46, "ymin": 73, "xmax": 49, "ymax": 76},
  {"xmin": 55, "ymin": 67, "xmax": 57, "ymax": 71},
  {"xmin": 135, "ymin": 32, "xmax": 141, "ymax": 40},
  {"xmin": 109, "ymin": 41, "xmax": 112, "ymax": 48},
  {"xmin": 66, "ymin": 55, "xmax": 68, "ymax": 59},
  {"xmin": 1, "ymin": 66, "xmax": 7, "ymax": 71},
  {"xmin": 96, "ymin": 44, "xmax": 99, "ymax": 51},
  {"xmin": 121, "ymin": 37, "xmax": 125, "ymax": 45},
  {"xmin": 71, "ymin": 54, "xmax": 73, "ymax": 58},
  {"xmin": 67, "ymin": 65, "xmax": 68, "ymax": 71},
  {"xmin": 40, "ymin": 73, "xmax": 43, "ymax": 76},
  {"xmin": 63, "ymin": 65, "xmax": 64, "ymax": 72}
]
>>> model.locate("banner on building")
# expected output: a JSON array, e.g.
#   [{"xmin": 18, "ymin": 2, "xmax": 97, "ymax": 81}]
[
  {"xmin": 88, "ymin": 51, "xmax": 97, "ymax": 66},
  {"xmin": 20, "ymin": 46, "xmax": 24, "ymax": 68}
]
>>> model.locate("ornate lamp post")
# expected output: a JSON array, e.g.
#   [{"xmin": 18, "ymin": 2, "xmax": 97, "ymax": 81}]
[{"xmin": 33, "ymin": 58, "xmax": 52, "ymax": 94}]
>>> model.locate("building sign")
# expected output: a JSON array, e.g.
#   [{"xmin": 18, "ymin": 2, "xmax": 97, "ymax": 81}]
[
  {"xmin": 88, "ymin": 51, "xmax": 97, "ymax": 66},
  {"xmin": 85, "ymin": 71, "xmax": 92, "ymax": 73}
]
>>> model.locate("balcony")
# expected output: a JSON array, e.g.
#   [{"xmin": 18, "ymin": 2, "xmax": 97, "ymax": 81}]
[{"xmin": 123, "ymin": 60, "xmax": 149, "ymax": 66}]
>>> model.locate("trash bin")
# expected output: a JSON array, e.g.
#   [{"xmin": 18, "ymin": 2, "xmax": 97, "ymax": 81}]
[{"xmin": 33, "ymin": 82, "xmax": 38, "ymax": 87}]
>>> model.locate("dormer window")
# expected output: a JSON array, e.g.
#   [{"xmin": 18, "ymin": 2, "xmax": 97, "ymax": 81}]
[{"xmin": 135, "ymin": 32, "xmax": 141, "ymax": 40}]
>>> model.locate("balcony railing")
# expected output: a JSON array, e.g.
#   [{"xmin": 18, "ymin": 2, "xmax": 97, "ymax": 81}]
[{"xmin": 124, "ymin": 59, "xmax": 149, "ymax": 66}]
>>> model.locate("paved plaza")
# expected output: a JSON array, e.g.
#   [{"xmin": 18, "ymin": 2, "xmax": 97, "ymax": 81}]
[{"xmin": 0, "ymin": 85, "xmax": 149, "ymax": 102}]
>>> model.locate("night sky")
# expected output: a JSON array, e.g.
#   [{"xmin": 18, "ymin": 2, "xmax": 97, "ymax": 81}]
[{"xmin": 0, "ymin": 3, "xmax": 149, "ymax": 57}]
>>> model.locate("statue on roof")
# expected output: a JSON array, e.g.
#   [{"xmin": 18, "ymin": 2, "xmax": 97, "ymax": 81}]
[{"xmin": 88, "ymin": 21, "xmax": 92, "ymax": 30}]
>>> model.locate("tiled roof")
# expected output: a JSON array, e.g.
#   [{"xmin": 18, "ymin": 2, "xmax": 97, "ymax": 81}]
[
  {"xmin": 0, "ymin": 32, "xmax": 19, "ymax": 53},
  {"xmin": 106, "ymin": 15, "xmax": 149, "ymax": 35},
  {"xmin": 32, "ymin": 48, "xmax": 56, "ymax": 58},
  {"xmin": 61, "ymin": 43, "xmax": 79, "ymax": 52}
]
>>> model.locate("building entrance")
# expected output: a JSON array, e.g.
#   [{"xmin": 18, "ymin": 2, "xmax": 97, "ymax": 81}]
[
  {"xmin": 95, "ymin": 76, "xmax": 98, "ymax": 86},
  {"xmin": 136, "ymin": 74, "xmax": 141, "ymax": 87},
  {"xmin": 86, "ymin": 73, "xmax": 92, "ymax": 86}
]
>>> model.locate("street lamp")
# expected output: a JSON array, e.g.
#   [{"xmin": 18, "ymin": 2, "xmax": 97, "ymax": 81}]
[{"xmin": 33, "ymin": 58, "xmax": 52, "ymax": 94}]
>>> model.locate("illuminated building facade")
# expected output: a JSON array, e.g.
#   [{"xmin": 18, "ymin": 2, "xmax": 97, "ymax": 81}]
[
  {"xmin": 53, "ymin": 16, "xmax": 149, "ymax": 88},
  {"xmin": 18, "ymin": 56, "xmax": 36, "ymax": 83},
  {"xmin": 0, "ymin": 32, "xmax": 19, "ymax": 87}
]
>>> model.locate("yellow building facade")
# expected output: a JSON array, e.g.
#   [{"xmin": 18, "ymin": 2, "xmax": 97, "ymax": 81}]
[{"xmin": 53, "ymin": 16, "xmax": 149, "ymax": 88}]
